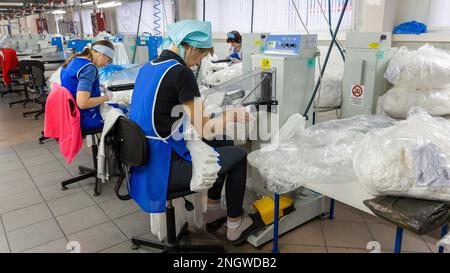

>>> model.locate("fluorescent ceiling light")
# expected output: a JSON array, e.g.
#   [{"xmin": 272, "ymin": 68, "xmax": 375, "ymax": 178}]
[
  {"xmin": 81, "ymin": 1, "xmax": 99, "ymax": 6},
  {"xmin": 52, "ymin": 9, "xmax": 66, "ymax": 15},
  {"xmin": 0, "ymin": 3, "xmax": 24, "ymax": 7},
  {"xmin": 97, "ymin": 1, "xmax": 122, "ymax": 9}
]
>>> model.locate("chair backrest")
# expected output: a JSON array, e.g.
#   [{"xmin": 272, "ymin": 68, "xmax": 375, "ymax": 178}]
[
  {"xmin": 109, "ymin": 117, "xmax": 148, "ymax": 167},
  {"xmin": 108, "ymin": 117, "xmax": 148, "ymax": 201},
  {"xmin": 18, "ymin": 60, "xmax": 46, "ymax": 88}
]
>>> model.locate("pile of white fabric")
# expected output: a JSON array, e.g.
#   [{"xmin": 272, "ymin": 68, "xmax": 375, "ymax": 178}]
[
  {"xmin": 183, "ymin": 125, "xmax": 221, "ymax": 192},
  {"xmin": 379, "ymin": 45, "xmax": 450, "ymax": 119},
  {"xmin": 205, "ymin": 63, "xmax": 242, "ymax": 86},
  {"xmin": 247, "ymin": 113, "xmax": 395, "ymax": 194},
  {"xmin": 354, "ymin": 108, "xmax": 450, "ymax": 202},
  {"xmin": 314, "ymin": 69, "xmax": 344, "ymax": 109}
]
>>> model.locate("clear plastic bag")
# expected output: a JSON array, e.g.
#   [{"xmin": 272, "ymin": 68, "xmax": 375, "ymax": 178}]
[
  {"xmin": 385, "ymin": 45, "xmax": 450, "ymax": 89},
  {"xmin": 377, "ymin": 87, "xmax": 450, "ymax": 119},
  {"xmin": 247, "ymin": 114, "xmax": 395, "ymax": 194},
  {"xmin": 354, "ymin": 108, "xmax": 450, "ymax": 202}
]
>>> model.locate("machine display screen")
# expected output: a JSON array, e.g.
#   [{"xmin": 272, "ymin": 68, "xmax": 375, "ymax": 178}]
[{"xmin": 267, "ymin": 41, "xmax": 277, "ymax": 49}]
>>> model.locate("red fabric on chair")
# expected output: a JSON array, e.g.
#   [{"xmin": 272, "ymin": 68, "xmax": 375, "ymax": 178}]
[
  {"xmin": 0, "ymin": 48, "xmax": 19, "ymax": 86},
  {"xmin": 44, "ymin": 83, "xmax": 82, "ymax": 164}
]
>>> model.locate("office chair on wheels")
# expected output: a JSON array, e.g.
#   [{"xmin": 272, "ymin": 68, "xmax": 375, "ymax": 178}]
[{"xmin": 108, "ymin": 117, "xmax": 225, "ymax": 253}]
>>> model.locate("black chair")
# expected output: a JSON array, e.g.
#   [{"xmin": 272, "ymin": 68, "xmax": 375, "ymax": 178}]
[
  {"xmin": 0, "ymin": 68, "xmax": 25, "ymax": 100},
  {"xmin": 108, "ymin": 117, "xmax": 224, "ymax": 253},
  {"xmin": 60, "ymin": 100, "xmax": 103, "ymax": 196},
  {"xmin": 18, "ymin": 60, "xmax": 48, "ymax": 120}
]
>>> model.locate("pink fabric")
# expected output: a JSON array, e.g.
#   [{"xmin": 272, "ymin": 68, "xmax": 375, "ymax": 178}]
[{"xmin": 44, "ymin": 83, "xmax": 82, "ymax": 164}]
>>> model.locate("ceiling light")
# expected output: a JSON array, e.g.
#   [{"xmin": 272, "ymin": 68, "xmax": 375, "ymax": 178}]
[
  {"xmin": 52, "ymin": 9, "xmax": 66, "ymax": 14},
  {"xmin": 0, "ymin": 3, "xmax": 24, "ymax": 7},
  {"xmin": 97, "ymin": 1, "xmax": 122, "ymax": 9}
]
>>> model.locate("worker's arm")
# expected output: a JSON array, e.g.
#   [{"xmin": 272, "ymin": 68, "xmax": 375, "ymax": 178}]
[
  {"xmin": 182, "ymin": 98, "xmax": 250, "ymax": 139},
  {"xmin": 76, "ymin": 91, "xmax": 109, "ymax": 110},
  {"xmin": 75, "ymin": 64, "xmax": 109, "ymax": 109}
]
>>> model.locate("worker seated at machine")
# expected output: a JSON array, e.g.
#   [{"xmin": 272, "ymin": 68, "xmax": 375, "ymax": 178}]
[
  {"xmin": 60, "ymin": 40, "xmax": 115, "ymax": 130},
  {"xmin": 128, "ymin": 20, "xmax": 262, "ymax": 246},
  {"xmin": 227, "ymin": 30, "xmax": 242, "ymax": 64}
]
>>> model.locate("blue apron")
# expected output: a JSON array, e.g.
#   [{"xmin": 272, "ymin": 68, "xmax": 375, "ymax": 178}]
[
  {"xmin": 61, "ymin": 57, "xmax": 103, "ymax": 130},
  {"xmin": 129, "ymin": 59, "xmax": 192, "ymax": 213}
]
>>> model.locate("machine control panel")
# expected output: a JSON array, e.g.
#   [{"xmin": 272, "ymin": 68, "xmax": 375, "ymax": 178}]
[{"xmin": 264, "ymin": 34, "xmax": 317, "ymax": 56}]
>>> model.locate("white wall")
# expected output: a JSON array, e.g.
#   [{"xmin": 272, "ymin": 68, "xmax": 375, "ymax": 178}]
[{"xmin": 394, "ymin": 0, "xmax": 431, "ymax": 26}]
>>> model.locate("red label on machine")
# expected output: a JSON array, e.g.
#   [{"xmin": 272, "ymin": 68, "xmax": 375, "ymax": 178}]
[{"xmin": 351, "ymin": 85, "xmax": 365, "ymax": 106}]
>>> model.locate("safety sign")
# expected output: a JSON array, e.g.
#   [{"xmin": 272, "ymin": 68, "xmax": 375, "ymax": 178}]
[{"xmin": 350, "ymin": 85, "xmax": 365, "ymax": 106}]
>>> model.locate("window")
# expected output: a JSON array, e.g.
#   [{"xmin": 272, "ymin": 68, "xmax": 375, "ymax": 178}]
[
  {"xmin": 428, "ymin": 0, "xmax": 450, "ymax": 31},
  {"xmin": 196, "ymin": 0, "xmax": 253, "ymax": 34},
  {"xmin": 115, "ymin": 0, "xmax": 174, "ymax": 35},
  {"xmin": 197, "ymin": 0, "xmax": 355, "ymax": 34}
]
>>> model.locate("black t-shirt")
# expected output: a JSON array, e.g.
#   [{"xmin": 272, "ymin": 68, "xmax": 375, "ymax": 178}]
[{"xmin": 153, "ymin": 50, "xmax": 200, "ymax": 138}]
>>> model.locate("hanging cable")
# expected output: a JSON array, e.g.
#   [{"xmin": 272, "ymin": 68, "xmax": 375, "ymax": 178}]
[
  {"xmin": 291, "ymin": 0, "xmax": 310, "ymax": 35},
  {"xmin": 132, "ymin": 0, "xmax": 144, "ymax": 64},
  {"xmin": 316, "ymin": 0, "xmax": 345, "ymax": 61},
  {"xmin": 153, "ymin": 0, "xmax": 162, "ymax": 35},
  {"xmin": 304, "ymin": 0, "xmax": 349, "ymax": 117}
]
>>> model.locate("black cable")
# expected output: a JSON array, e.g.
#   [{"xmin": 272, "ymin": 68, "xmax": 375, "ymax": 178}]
[
  {"xmin": 132, "ymin": 0, "xmax": 144, "ymax": 64},
  {"xmin": 203, "ymin": 0, "xmax": 206, "ymax": 21},
  {"xmin": 250, "ymin": 0, "xmax": 255, "ymax": 33},
  {"xmin": 303, "ymin": 0, "xmax": 349, "ymax": 117},
  {"xmin": 328, "ymin": 0, "xmax": 345, "ymax": 61}
]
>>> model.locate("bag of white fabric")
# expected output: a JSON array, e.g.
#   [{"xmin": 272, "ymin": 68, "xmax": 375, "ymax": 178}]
[
  {"xmin": 354, "ymin": 108, "xmax": 450, "ymax": 202},
  {"xmin": 377, "ymin": 87, "xmax": 450, "ymax": 119},
  {"xmin": 247, "ymin": 114, "xmax": 395, "ymax": 194},
  {"xmin": 314, "ymin": 69, "xmax": 344, "ymax": 109},
  {"xmin": 384, "ymin": 45, "xmax": 450, "ymax": 89}
]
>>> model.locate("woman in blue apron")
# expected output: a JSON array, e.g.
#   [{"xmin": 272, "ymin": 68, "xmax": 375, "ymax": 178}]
[
  {"xmin": 129, "ymin": 20, "xmax": 261, "ymax": 246},
  {"xmin": 227, "ymin": 30, "xmax": 242, "ymax": 64},
  {"xmin": 60, "ymin": 40, "xmax": 115, "ymax": 130}
]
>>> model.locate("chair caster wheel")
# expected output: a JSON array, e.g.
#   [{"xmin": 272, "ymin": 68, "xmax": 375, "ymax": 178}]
[
  {"xmin": 61, "ymin": 186, "xmax": 68, "ymax": 191},
  {"xmin": 131, "ymin": 244, "xmax": 140, "ymax": 250},
  {"xmin": 93, "ymin": 192, "xmax": 100, "ymax": 197}
]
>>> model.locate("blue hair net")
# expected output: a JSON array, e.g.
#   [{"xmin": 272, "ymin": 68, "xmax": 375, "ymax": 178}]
[{"xmin": 162, "ymin": 20, "xmax": 213, "ymax": 59}]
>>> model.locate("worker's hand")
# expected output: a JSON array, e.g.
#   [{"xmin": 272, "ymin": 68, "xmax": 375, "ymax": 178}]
[
  {"xmin": 225, "ymin": 107, "xmax": 253, "ymax": 124},
  {"xmin": 100, "ymin": 85, "xmax": 113, "ymax": 101}
]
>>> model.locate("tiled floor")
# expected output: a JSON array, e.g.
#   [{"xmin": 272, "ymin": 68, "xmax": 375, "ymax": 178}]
[{"xmin": 0, "ymin": 94, "xmax": 447, "ymax": 253}]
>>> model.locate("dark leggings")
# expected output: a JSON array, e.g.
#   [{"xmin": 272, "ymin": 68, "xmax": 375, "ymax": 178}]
[{"xmin": 168, "ymin": 139, "xmax": 247, "ymax": 218}]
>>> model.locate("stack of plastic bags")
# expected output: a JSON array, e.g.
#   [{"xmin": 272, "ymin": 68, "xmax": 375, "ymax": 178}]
[
  {"xmin": 184, "ymin": 125, "xmax": 221, "ymax": 192},
  {"xmin": 354, "ymin": 108, "xmax": 450, "ymax": 202},
  {"xmin": 247, "ymin": 113, "xmax": 395, "ymax": 194},
  {"xmin": 379, "ymin": 45, "xmax": 450, "ymax": 119}
]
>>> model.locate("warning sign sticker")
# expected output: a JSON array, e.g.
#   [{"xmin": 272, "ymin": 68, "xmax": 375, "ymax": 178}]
[{"xmin": 350, "ymin": 85, "xmax": 365, "ymax": 106}]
